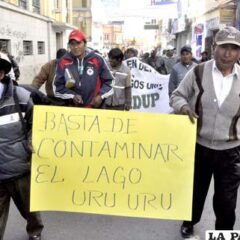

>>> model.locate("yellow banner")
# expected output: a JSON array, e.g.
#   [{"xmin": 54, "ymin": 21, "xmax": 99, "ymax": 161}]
[{"xmin": 30, "ymin": 106, "xmax": 196, "ymax": 220}]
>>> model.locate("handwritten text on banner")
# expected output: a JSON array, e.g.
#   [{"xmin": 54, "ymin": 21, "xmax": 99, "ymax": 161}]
[{"xmin": 30, "ymin": 106, "xmax": 196, "ymax": 220}]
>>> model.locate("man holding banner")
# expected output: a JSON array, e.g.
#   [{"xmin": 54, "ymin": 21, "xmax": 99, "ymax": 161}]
[{"xmin": 170, "ymin": 26, "xmax": 240, "ymax": 238}]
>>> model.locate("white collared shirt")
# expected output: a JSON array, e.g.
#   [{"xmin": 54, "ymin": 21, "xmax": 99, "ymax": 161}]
[
  {"xmin": 0, "ymin": 82, "xmax": 4, "ymax": 99},
  {"xmin": 212, "ymin": 61, "xmax": 237, "ymax": 107}
]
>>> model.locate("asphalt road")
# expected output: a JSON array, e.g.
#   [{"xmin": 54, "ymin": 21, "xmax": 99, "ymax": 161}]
[{"xmin": 4, "ymin": 181, "xmax": 240, "ymax": 240}]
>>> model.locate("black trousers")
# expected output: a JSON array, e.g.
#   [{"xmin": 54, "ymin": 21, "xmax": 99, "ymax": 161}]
[
  {"xmin": 186, "ymin": 143, "xmax": 240, "ymax": 230},
  {"xmin": 0, "ymin": 173, "xmax": 43, "ymax": 239}
]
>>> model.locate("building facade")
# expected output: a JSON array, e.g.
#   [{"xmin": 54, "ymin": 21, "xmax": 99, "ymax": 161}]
[
  {"xmin": 0, "ymin": 0, "xmax": 76, "ymax": 84},
  {"xmin": 102, "ymin": 22, "xmax": 124, "ymax": 50},
  {"xmin": 72, "ymin": 0, "xmax": 92, "ymax": 40},
  {"xmin": 171, "ymin": 0, "xmax": 239, "ymax": 59}
]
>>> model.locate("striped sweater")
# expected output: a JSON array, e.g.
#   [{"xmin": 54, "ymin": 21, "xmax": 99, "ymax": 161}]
[{"xmin": 170, "ymin": 59, "xmax": 240, "ymax": 150}]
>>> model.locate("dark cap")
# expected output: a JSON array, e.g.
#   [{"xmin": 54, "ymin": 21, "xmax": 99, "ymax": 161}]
[
  {"xmin": 215, "ymin": 26, "xmax": 240, "ymax": 47},
  {"xmin": 180, "ymin": 45, "xmax": 192, "ymax": 54},
  {"xmin": 0, "ymin": 53, "xmax": 12, "ymax": 74}
]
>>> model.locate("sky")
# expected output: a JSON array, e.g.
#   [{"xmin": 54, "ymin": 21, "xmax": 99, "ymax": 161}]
[
  {"xmin": 92, "ymin": 0, "xmax": 178, "ymax": 21},
  {"xmin": 91, "ymin": 0, "xmax": 178, "ymax": 42}
]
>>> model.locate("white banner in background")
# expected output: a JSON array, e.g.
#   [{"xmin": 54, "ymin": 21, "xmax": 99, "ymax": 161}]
[{"xmin": 124, "ymin": 57, "xmax": 172, "ymax": 113}]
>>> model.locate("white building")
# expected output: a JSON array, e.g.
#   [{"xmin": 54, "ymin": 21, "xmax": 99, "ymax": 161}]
[{"xmin": 0, "ymin": 1, "xmax": 73, "ymax": 84}]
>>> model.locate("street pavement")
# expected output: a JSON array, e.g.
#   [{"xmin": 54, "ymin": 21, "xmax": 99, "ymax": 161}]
[{"xmin": 4, "ymin": 181, "xmax": 240, "ymax": 240}]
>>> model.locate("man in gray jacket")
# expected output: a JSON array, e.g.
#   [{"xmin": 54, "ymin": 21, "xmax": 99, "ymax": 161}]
[
  {"xmin": 168, "ymin": 45, "xmax": 197, "ymax": 96},
  {"xmin": 0, "ymin": 53, "xmax": 43, "ymax": 240},
  {"xmin": 170, "ymin": 26, "xmax": 240, "ymax": 238}
]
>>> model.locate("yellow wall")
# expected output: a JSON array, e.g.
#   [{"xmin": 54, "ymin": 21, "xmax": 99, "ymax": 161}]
[
  {"xmin": 72, "ymin": 0, "xmax": 92, "ymax": 39},
  {"xmin": 41, "ymin": 0, "xmax": 72, "ymax": 24}
]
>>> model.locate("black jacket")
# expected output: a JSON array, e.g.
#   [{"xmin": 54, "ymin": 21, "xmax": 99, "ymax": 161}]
[{"xmin": 0, "ymin": 77, "xmax": 33, "ymax": 181}]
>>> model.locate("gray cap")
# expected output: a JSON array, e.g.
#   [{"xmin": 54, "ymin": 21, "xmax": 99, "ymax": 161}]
[
  {"xmin": 215, "ymin": 26, "xmax": 240, "ymax": 47},
  {"xmin": 180, "ymin": 45, "xmax": 192, "ymax": 54}
]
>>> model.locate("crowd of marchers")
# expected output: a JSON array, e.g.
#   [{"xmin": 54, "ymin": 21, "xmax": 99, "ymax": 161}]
[{"xmin": 0, "ymin": 26, "xmax": 240, "ymax": 240}]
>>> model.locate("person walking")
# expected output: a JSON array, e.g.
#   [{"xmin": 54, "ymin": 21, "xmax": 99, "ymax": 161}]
[
  {"xmin": 170, "ymin": 26, "xmax": 240, "ymax": 238},
  {"xmin": 105, "ymin": 48, "xmax": 132, "ymax": 111},
  {"xmin": 159, "ymin": 45, "xmax": 178, "ymax": 74},
  {"xmin": 54, "ymin": 29, "xmax": 113, "ymax": 108},
  {"xmin": 31, "ymin": 48, "xmax": 67, "ymax": 105},
  {"xmin": 0, "ymin": 53, "xmax": 43, "ymax": 240},
  {"xmin": 124, "ymin": 48, "xmax": 138, "ymax": 60},
  {"xmin": 200, "ymin": 51, "xmax": 210, "ymax": 62},
  {"xmin": 32, "ymin": 48, "xmax": 67, "ymax": 98},
  {"xmin": 168, "ymin": 45, "xmax": 197, "ymax": 96},
  {"xmin": 147, "ymin": 48, "xmax": 160, "ymax": 71}
]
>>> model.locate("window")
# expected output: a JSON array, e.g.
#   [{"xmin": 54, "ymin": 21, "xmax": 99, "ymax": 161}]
[
  {"xmin": 37, "ymin": 41, "xmax": 45, "ymax": 54},
  {"xmin": 104, "ymin": 34, "xmax": 109, "ymax": 41},
  {"xmin": 82, "ymin": 0, "xmax": 87, "ymax": 8},
  {"xmin": 32, "ymin": 0, "xmax": 40, "ymax": 14},
  {"xmin": 19, "ymin": 0, "xmax": 27, "ymax": 9},
  {"xmin": 23, "ymin": 41, "xmax": 33, "ymax": 55},
  {"xmin": 151, "ymin": 19, "xmax": 157, "ymax": 24},
  {"xmin": 0, "ymin": 39, "xmax": 9, "ymax": 53}
]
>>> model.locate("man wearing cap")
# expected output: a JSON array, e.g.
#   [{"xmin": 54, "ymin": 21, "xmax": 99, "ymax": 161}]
[
  {"xmin": 170, "ymin": 26, "xmax": 240, "ymax": 238},
  {"xmin": 0, "ymin": 53, "xmax": 43, "ymax": 240},
  {"xmin": 168, "ymin": 45, "xmax": 197, "ymax": 96},
  {"xmin": 54, "ymin": 29, "xmax": 113, "ymax": 107}
]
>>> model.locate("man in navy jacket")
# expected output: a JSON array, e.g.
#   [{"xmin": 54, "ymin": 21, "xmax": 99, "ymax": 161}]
[{"xmin": 54, "ymin": 29, "xmax": 113, "ymax": 108}]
